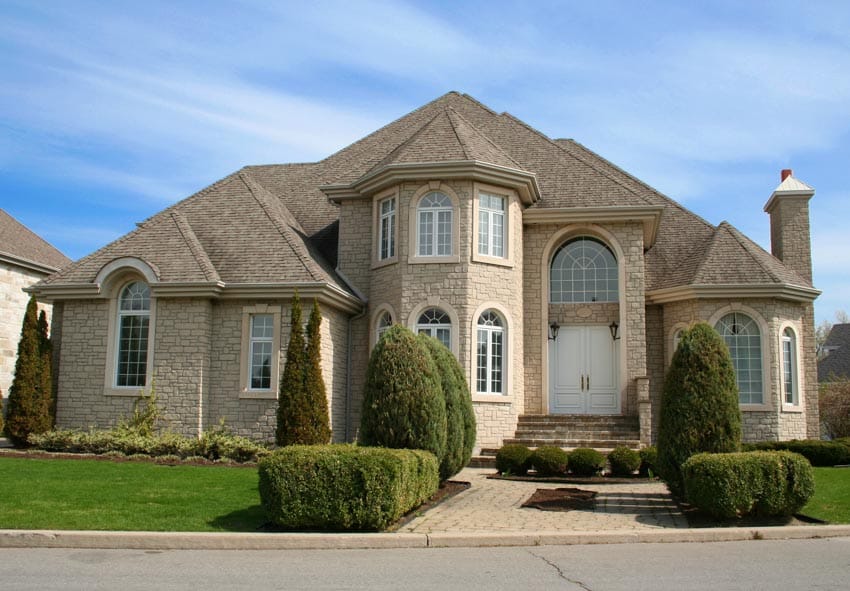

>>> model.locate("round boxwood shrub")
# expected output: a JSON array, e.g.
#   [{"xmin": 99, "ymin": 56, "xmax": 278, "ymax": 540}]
[
  {"xmin": 418, "ymin": 335, "xmax": 475, "ymax": 481},
  {"xmin": 529, "ymin": 446, "xmax": 568, "ymax": 476},
  {"xmin": 608, "ymin": 446, "xmax": 641, "ymax": 476},
  {"xmin": 568, "ymin": 447, "xmax": 605, "ymax": 476},
  {"xmin": 639, "ymin": 445, "xmax": 658, "ymax": 477},
  {"xmin": 496, "ymin": 444, "xmax": 532, "ymax": 475},
  {"xmin": 657, "ymin": 323, "xmax": 742, "ymax": 496},
  {"xmin": 360, "ymin": 325, "xmax": 447, "ymax": 464}
]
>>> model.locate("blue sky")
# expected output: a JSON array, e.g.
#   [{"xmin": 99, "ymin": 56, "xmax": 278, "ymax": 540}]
[{"xmin": 1, "ymin": 0, "xmax": 848, "ymax": 323}]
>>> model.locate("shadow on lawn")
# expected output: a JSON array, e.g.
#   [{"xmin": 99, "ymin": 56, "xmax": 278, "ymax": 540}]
[{"xmin": 209, "ymin": 504, "xmax": 268, "ymax": 532}]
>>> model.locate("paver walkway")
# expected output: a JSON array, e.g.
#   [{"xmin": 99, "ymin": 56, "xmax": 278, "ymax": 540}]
[{"xmin": 403, "ymin": 468, "xmax": 687, "ymax": 533}]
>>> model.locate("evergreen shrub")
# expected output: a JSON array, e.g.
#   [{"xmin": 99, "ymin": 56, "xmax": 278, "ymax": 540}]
[
  {"xmin": 360, "ymin": 325, "xmax": 447, "ymax": 464},
  {"xmin": 302, "ymin": 299, "xmax": 332, "ymax": 444},
  {"xmin": 568, "ymin": 447, "xmax": 605, "ymax": 476},
  {"xmin": 418, "ymin": 335, "xmax": 475, "ymax": 480},
  {"xmin": 258, "ymin": 445, "xmax": 439, "ymax": 530},
  {"xmin": 608, "ymin": 446, "xmax": 641, "ymax": 476},
  {"xmin": 528, "ymin": 446, "xmax": 568, "ymax": 476},
  {"xmin": 742, "ymin": 440, "xmax": 850, "ymax": 467},
  {"xmin": 682, "ymin": 451, "xmax": 815, "ymax": 519},
  {"xmin": 657, "ymin": 323, "xmax": 742, "ymax": 496},
  {"xmin": 276, "ymin": 293, "xmax": 307, "ymax": 446},
  {"xmin": 639, "ymin": 446, "xmax": 658, "ymax": 477},
  {"xmin": 495, "ymin": 443, "xmax": 532, "ymax": 475}
]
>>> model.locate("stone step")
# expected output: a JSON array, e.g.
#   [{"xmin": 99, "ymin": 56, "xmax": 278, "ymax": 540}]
[{"xmin": 503, "ymin": 438, "xmax": 641, "ymax": 449}]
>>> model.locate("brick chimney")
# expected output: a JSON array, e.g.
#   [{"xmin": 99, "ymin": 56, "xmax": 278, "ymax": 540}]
[{"xmin": 763, "ymin": 169, "xmax": 815, "ymax": 283}]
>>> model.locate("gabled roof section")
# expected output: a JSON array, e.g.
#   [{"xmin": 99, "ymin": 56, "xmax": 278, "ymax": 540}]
[
  {"xmin": 0, "ymin": 209, "xmax": 71, "ymax": 273},
  {"xmin": 819, "ymin": 324, "xmax": 850, "ymax": 382}
]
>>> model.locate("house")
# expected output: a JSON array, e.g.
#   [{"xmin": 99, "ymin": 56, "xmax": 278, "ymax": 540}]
[
  {"xmin": 0, "ymin": 209, "xmax": 71, "ymax": 398},
  {"xmin": 818, "ymin": 324, "xmax": 850, "ymax": 384},
  {"xmin": 29, "ymin": 92, "xmax": 820, "ymax": 450}
]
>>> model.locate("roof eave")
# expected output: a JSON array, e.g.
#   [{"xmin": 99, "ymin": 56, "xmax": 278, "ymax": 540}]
[
  {"xmin": 322, "ymin": 161, "xmax": 541, "ymax": 205},
  {"xmin": 523, "ymin": 206, "xmax": 665, "ymax": 248},
  {"xmin": 647, "ymin": 283, "xmax": 821, "ymax": 305},
  {"xmin": 0, "ymin": 252, "xmax": 63, "ymax": 276},
  {"xmin": 764, "ymin": 189, "xmax": 815, "ymax": 213}
]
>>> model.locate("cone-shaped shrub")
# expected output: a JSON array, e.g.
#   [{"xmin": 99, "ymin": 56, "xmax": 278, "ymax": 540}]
[
  {"xmin": 360, "ymin": 325, "xmax": 447, "ymax": 463},
  {"xmin": 5, "ymin": 297, "xmax": 52, "ymax": 446},
  {"xmin": 418, "ymin": 335, "xmax": 474, "ymax": 480},
  {"xmin": 302, "ymin": 299, "xmax": 331, "ymax": 444},
  {"xmin": 37, "ymin": 310, "xmax": 54, "ymax": 427},
  {"xmin": 276, "ymin": 293, "xmax": 307, "ymax": 446},
  {"xmin": 657, "ymin": 322, "xmax": 742, "ymax": 496}
]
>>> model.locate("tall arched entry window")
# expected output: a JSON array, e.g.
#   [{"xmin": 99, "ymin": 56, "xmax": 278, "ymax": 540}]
[
  {"xmin": 116, "ymin": 281, "xmax": 151, "ymax": 387},
  {"xmin": 550, "ymin": 237, "xmax": 618, "ymax": 303},
  {"xmin": 715, "ymin": 312, "xmax": 763, "ymax": 404}
]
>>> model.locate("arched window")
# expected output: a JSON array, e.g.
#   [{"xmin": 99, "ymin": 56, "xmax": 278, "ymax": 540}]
[
  {"xmin": 782, "ymin": 327, "xmax": 798, "ymax": 405},
  {"xmin": 476, "ymin": 310, "xmax": 505, "ymax": 395},
  {"xmin": 550, "ymin": 237, "xmax": 618, "ymax": 303},
  {"xmin": 417, "ymin": 192, "xmax": 453, "ymax": 257},
  {"xmin": 116, "ymin": 281, "xmax": 151, "ymax": 387},
  {"xmin": 417, "ymin": 308, "xmax": 451, "ymax": 350},
  {"xmin": 715, "ymin": 312, "xmax": 763, "ymax": 404},
  {"xmin": 376, "ymin": 311, "xmax": 393, "ymax": 341}
]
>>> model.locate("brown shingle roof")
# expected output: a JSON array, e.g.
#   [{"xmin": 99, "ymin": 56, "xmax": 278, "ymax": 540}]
[
  {"xmin": 819, "ymin": 324, "xmax": 850, "ymax": 382},
  {"xmin": 0, "ymin": 209, "xmax": 71, "ymax": 272}
]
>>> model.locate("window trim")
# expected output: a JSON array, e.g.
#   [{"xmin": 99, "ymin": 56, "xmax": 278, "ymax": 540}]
[
  {"xmin": 103, "ymin": 278, "xmax": 157, "ymax": 397},
  {"xmin": 549, "ymin": 236, "xmax": 619, "ymax": 304},
  {"xmin": 372, "ymin": 187, "xmax": 399, "ymax": 269},
  {"xmin": 780, "ymin": 322, "xmax": 803, "ymax": 411},
  {"xmin": 476, "ymin": 309, "xmax": 506, "ymax": 396},
  {"xmin": 667, "ymin": 322, "xmax": 689, "ymax": 366},
  {"xmin": 239, "ymin": 305, "xmax": 282, "ymax": 399},
  {"xmin": 407, "ymin": 299, "xmax": 459, "ymax": 354},
  {"xmin": 708, "ymin": 305, "xmax": 770, "ymax": 410},
  {"xmin": 371, "ymin": 303, "xmax": 397, "ymax": 349},
  {"xmin": 471, "ymin": 183, "xmax": 515, "ymax": 267},
  {"xmin": 407, "ymin": 182, "xmax": 460, "ymax": 264}
]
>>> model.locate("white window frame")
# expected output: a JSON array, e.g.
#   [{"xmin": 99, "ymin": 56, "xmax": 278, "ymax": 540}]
[
  {"xmin": 378, "ymin": 196, "xmax": 396, "ymax": 261},
  {"xmin": 239, "ymin": 305, "xmax": 281, "ymax": 399},
  {"xmin": 248, "ymin": 314, "xmax": 274, "ymax": 391},
  {"xmin": 114, "ymin": 281, "xmax": 152, "ymax": 389},
  {"xmin": 408, "ymin": 183, "xmax": 460, "ymax": 265},
  {"xmin": 416, "ymin": 308, "xmax": 452, "ymax": 351},
  {"xmin": 472, "ymin": 183, "xmax": 515, "ymax": 268},
  {"xmin": 715, "ymin": 312, "xmax": 764, "ymax": 405},
  {"xmin": 417, "ymin": 192, "xmax": 453, "ymax": 257},
  {"xmin": 550, "ymin": 236, "xmax": 619, "ymax": 303},
  {"xmin": 781, "ymin": 325, "xmax": 800, "ymax": 407},
  {"xmin": 476, "ymin": 310, "xmax": 505, "ymax": 395},
  {"xmin": 376, "ymin": 311, "xmax": 393, "ymax": 341},
  {"xmin": 478, "ymin": 192, "xmax": 506, "ymax": 258}
]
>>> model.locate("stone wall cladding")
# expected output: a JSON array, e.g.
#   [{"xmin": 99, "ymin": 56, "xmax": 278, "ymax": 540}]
[
  {"xmin": 522, "ymin": 221, "xmax": 647, "ymax": 419},
  {"xmin": 321, "ymin": 304, "xmax": 350, "ymax": 443},
  {"xmin": 0, "ymin": 261, "xmax": 52, "ymax": 397},
  {"xmin": 645, "ymin": 304, "xmax": 665, "ymax": 442},
  {"xmin": 339, "ymin": 179, "xmax": 525, "ymax": 450},
  {"xmin": 660, "ymin": 297, "xmax": 811, "ymax": 442}
]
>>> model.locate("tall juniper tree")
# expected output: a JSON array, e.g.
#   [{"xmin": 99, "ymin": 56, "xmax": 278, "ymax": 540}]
[
  {"xmin": 37, "ymin": 310, "xmax": 55, "ymax": 427},
  {"xmin": 4, "ymin": 297, "xmax": 52, "ymax": 446},
  {"xmin": 303, "ymin": 299, "xmax": 331, "ymax": 444},
  {"xmin": 276, "ymin": 292, "xmax": 307, "ymax": 446}
]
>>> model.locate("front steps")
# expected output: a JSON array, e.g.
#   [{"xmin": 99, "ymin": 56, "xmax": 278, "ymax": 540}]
[{"xmin": 470, "ymin": 414, "xmax": 641, "ymax": 468}]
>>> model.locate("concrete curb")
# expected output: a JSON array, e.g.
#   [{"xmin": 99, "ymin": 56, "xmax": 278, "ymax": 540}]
[{"xmin": 1, "ymin": 525, "xmax": 849, "ymax": 550}]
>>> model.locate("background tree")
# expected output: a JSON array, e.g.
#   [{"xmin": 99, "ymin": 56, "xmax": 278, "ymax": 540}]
[
  {"xmin": 302, "ymin": 299, "xmax": 331, "ymax": 444},
  {"xmin": 820, "ymin": 379, "xmax": 850, "ymax": 439},
  {"xmin": 276, "ymin": 292, "xmax": 307, "ymax": 446},
  {"xmin": 656, "ymin": 322, "xmax": 742, "ymax": 496},
  {"xmin": 4, "ymin": 297, "xmax": 52, "ymax": 446},
  {"xmin": 360, "ymin": 325, "xmax": 447, "ymax": 464}
]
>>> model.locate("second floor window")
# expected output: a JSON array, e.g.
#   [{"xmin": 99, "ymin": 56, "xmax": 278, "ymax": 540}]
[
  {"xmin": 379, "ymin": 196, "xmax": 396, "ymax": 260},
  {"xmin": 417, "ymin": 192, "xmax": 453, "ymax": 257},
  {"xmin": 478, "ymin": 192, "xmax": 505, "ymax": 257}
]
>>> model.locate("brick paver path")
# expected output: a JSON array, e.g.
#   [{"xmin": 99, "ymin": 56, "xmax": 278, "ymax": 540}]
[{"xmin": 403, "ymin": 468, "xmax": 687, "ymax": 533}]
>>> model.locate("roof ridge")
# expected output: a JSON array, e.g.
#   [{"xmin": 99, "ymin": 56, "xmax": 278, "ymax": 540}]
[
  {"xmin": 690, "ymin": 224, "xmax": 727, "ymax": 282},
  {"xmin": 169, "ymin": 211, "xmax": 220, "ymax": 283},
  {"xmin": 367, "ymin": 110, "xmax": 448, "ymax": 173},
  {"xmin": 238, "ymin": 171, "xmax": 322, "ymax": 282},
  {"xmin": 137, "ymin": 171, "xmax": 245, "ymax": 229},
  {"xmin": 558, "ymin": 140, "xmax": 716, "ymax": 232},
  {"xmin": 445, "ymin": 107, "xmax": 523, "ymax": 168},
  {"xmin": 445, "ymin": 108, "xmax": 470, "ymax": 160}
]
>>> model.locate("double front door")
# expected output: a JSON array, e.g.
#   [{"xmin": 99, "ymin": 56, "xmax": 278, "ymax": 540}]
[{"xmin": 549, "ymin": 325, "xmax": 619, "ymax": 414}]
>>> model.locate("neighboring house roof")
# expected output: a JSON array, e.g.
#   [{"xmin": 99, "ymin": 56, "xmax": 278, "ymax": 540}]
[
  {"xmin": 0, "ymin": 209, "xmax": 71, "ymax": 273},
  {"xmin": 32, "ymin": 91, "xmax": 812, "ymax": 304},
  {"xmin": 819, "ymin": 324, "xmax": 850, "ymax": 382}
]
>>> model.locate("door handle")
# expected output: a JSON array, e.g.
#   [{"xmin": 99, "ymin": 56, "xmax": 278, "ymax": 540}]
[
  {"xmin": 580, "ymin": 375, "xmax": 585, "ymax": 390},
  {"xmin": 587, "ymin": 375, "xmax": 590, "ymax": 389}
]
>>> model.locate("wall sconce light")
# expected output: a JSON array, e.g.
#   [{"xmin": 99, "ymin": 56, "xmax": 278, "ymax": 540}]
[
  {"xmin": 609, "ymin": 321, "xmax": 620, "ymax": 341},
  {"xmin": 549, "ymin": 320, "xmax": 560, "ymax": 341}
]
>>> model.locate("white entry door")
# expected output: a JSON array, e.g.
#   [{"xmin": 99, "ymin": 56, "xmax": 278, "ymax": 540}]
[{"xmin": 549, "ymin": 325, "xmax": 619, "ymax": 414}]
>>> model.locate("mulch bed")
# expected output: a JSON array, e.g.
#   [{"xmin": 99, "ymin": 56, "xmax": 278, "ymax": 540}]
[
  {"xmin": 0, "ymin": 448, "xmax": 257, "ymax": 468},
  {"xmin": 521, "ymin": 487, "xmax": 597, "ymax": 512}
]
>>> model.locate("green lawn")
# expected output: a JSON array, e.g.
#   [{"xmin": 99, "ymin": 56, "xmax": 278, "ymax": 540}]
[
  {"xmin": 801, "ymin": 467, "xmax": 850, "ymax": 524},
  {"xmin": 0, "ymin": 456, "xmax": 266, "ymax": 531}
]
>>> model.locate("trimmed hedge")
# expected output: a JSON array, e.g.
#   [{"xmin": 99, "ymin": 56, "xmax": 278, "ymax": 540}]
[
  {"xmin": 529, "ymin": 446, "xmax": 568, "ymax": 476},
  {"xmin": 682, "ymin": 451, "xmax": 815, "ymax": 519},
  {"xmin": 742, "ymin": 440, "xmax": 850, "ymax": 467},
  {"xmin": 608, "ymin": 446, "xmax": 641, "ymax": 476},
  {"xmin": 639, "ymin": 446, "xmax": 658, "ymax": 477},
  {"xmin": 496, "ymin": 444, "xmax": 531, "ymax": 475},
  {"xmin": 568, "ymin": 447, "xmax": 605, "ymax": 476},
  {"xmin": 258, "ymin": 445, "xmax": 439, "ymax": 531}
]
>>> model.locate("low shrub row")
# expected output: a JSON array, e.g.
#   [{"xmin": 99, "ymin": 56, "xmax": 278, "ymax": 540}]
[
  {"xmin": 495, "ymin": 444, "xmax": 648, "ymax": 477},
  {"xmin": 27, "ymin": 425, "xmax": 268, "ymax": 464},
  {"xmin": 742, "ymin": 439, "xmax": 850, "ymax": 467},
  {"xmin": 682, "ymin": 451, "xmax": 815, "ymax": 519},
  {"xmin": 258, "ymin": 445, "xmax": 439, "ymax": 531}
]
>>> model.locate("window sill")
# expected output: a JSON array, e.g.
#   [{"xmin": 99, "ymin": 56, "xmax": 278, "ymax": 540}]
[
  {"xmin": 471, "ymin": 253, "xmax": 512, "ymax": 268},
  {"xmin": 408, "ymin": 255, "xmax": 460, "ymax": 265},
  {"xmin": 781, "ymin": 404, "xmax": 804, "ymax": 413},
  {"xmin": 240, "ymin": 390, "xmax": 278, "ymax": 400},
  {"xmin": 371, "ymin": 256, "xmax": 398, "ymax": 270},
  {"xmin": 104, "ymin": 387, "xmax": 151, "ymax": 397},
  {"xmin": 472, "ymin": 394, "xmax": 511, "ymax": 404},
  {"xmin": 740, "ymin": 403, "xmax": 772, "ymax": 412}
]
